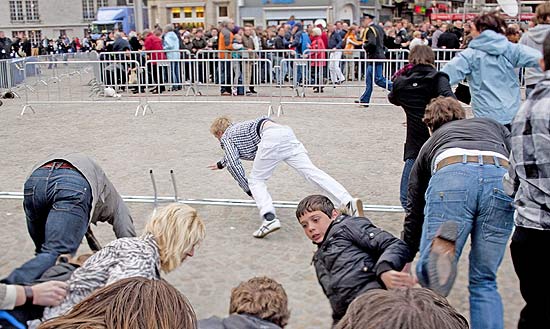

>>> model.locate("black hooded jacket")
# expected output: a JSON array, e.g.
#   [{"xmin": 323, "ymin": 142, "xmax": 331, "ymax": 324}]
[
  {"xmin": 388, "ymin": 64, "xmax": 455, "ymax": 160},
  {"xmin": 313, "ymin": 215, "xmax": 410, "ymax": 323}
]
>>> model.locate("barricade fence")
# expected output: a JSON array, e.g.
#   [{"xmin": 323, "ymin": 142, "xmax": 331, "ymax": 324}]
[{"xmin": 9, "ymin": 49, "xmax": 527, "ymax": 115}]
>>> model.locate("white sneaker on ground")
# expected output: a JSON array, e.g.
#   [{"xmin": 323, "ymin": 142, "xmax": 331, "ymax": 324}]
[
  {"xmin": 253, "ymin": 218, "xmax": 281, "ymax": 238},
  {"xmin": 347, "ymin": 198, "xmax": 364, "ymax": 217}
]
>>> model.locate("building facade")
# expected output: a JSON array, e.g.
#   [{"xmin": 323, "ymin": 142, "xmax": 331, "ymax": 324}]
[
  {"xmin": 0, "ymin": 0, "xmax": 136, "ymax": 42},
  {"xmin": 147, "ymin": 0, "xmax": 237, "ymax": 30}
]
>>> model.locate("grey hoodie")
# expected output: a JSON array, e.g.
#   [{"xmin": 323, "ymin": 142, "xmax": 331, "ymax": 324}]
[
  {"xmin": 199, "ymin": 314, "xmax": 281, "ymax": 329},
  {"xmin": 519, "ymin": 24, "xmax": 550, "ymax": 85}
]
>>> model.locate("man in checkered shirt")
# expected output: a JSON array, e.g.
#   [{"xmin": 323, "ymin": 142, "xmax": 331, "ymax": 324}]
[
  {"xmin": 209, "ymin": 116, "xmax": 362, "ymax": 238},
  {"xmin": 505, "ymin": 34, "xmax": 550, "ymax": 328}
]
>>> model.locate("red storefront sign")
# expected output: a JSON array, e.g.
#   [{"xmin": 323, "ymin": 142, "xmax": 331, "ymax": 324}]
[{"xmin": 430, "ymin": 13, "xmax": 535, "ymax": 21}]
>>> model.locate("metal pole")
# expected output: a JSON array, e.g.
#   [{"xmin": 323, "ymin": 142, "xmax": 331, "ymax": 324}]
[{"xmin": 134, "ymin": 0, "xmax": 144, "ymax": 32}]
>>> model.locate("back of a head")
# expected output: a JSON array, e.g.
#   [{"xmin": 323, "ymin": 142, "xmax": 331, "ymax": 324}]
[
  {"xmin": 210, "ymin": 116, "xmax": 232, "ymax": 136},
  {"xmin": 145, "ymin": 203, "xmax": 206, "ymax": 273},
  {"xmin": 335, "ymin": 288, "xmax": 469, "ymax": 329},
  {"xmin": 229, "ymin": 276, "xmax": 290, "ymax": 328},
  {"xmin": 38, "ymin": 277, "xmax": 197, "ymax": 329},
  {"xmin": 409, "ymin": 45, "xmax": 435, "ymax": 66},
  {"xmin": 423, "ymin": 96, "xmax": 466, "ymax": 132},
  {"xmin": 474, "ymin": 12, "xmax": 507, "ymax": 34},
  {"xmin": 536, "ymin": 1, "xmax": 550, "ymax": 24}
]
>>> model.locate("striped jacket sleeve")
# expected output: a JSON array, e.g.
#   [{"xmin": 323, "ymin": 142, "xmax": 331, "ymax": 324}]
[{"xmin": 220, "ymin": 137, "xmax": 250, "ymax": 194}]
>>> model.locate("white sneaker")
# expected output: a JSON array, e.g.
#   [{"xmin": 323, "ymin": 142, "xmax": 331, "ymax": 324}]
[
  {"xmin": 253, "ymin": 218, "xmax": 281, "ymax": 238},
  {"xmin": 347, "ymin": 198, "xmax": 364, "ymax": 217}
]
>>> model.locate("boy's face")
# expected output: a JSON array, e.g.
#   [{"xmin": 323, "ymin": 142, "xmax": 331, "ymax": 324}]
[{"xmin": 299, "ymin": 210, "xmax": 337, "ymax": 244}]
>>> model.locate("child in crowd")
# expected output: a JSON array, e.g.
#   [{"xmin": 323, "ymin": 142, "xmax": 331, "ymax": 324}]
[
  {"xmin": 199, "ymin": 276, "xmax": 289, "ymax": 328},
  {"xmin": 231, "ymin": 34, "xmax": 245, "ymax": 96},
  {"xmin": 296, "ymin": 195, "xmax": 413, "ymax": 324}
]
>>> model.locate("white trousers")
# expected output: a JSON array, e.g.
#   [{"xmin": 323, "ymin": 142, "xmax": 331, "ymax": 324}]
[
  {"xmin": 249, "ymin": 125, "xmax": 353, "ymax": 217},
  {"xmin": 328, "ymin": 51, "xmax": 345, "ymax": 83}
]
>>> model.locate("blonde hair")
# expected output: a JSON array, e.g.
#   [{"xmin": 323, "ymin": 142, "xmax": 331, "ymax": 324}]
[
  {"xmin": 312, "ymin": 27, "xmax": 322, "ymax": 36},
  {"xmin": 38, "ymin": 277, "xmax": 197, "ymax": 329},
  {"xmin": 229, "ymin": 276, "xmax": 290, "ymax": 327},
  {"xmin": 144, "ymin": 203, "xmax": 205, "ymax": 273},
  {"xmin": 210, "ymin": 116, "xmax": 232, "ymax": 137}
]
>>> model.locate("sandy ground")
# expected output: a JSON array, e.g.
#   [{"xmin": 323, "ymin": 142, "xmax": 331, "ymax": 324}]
[{"xmin": 0, "ymin": 78, "xmax": 523, "ymax": 328}]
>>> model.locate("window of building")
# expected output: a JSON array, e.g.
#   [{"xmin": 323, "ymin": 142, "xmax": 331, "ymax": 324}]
[
  {"xmin": 183, "ymin": 7, "xmax": 192, "ymax": 18},
  {"xmin": 10, "ymin": 1, "xmax": 24, "ymax": 21},
  {"xmin": 25, "ymin": 0, "xmax": 39, "ymax": 21},
  {"xmin": 12, "ymin": 31, "xmax": 26, "ymax": 38},
  {"xmin": 172, "ymin": 7, "xmax": 181, "ymax": 19},
  {"xmin": 196, "ymin": 6, "xmax": 204, "ymax": 18},
  {"xmin": 58, "ymin": 29, "xmax": 67, "ymax": 37},
  {"xmin": 218, "ymin": 6, "xmax": 228, "ymax": 17},
  {"xmin": 28, "ymin": 30, "xmax": 42, "ymax": 45},
  {"xmin": 97, "ymin": 0, "xmax": 109, "ymax": 8},
  {"xmin": 82, "ymin": 0, "xmax": 95, "ymax": 20}
]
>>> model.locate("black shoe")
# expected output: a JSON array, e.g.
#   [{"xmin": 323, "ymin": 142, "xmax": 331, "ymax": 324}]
[{"xmin": 313, "ymin": 87, "xmax": 320, "ymax": 93}]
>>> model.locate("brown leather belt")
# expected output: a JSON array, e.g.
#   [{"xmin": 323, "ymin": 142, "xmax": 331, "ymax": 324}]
[
  {"xmin": 436, "ymin": 155, "xmax": 509, "ymax": 172},
  {"xmin": 41, "ymin": 161, "xmax": 75, "ymax": 170}
]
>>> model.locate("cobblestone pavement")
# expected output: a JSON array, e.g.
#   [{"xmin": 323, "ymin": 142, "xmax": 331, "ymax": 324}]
[{"xmin": 0, "ymin": 89, "xmax": 522, "ymax": 328}]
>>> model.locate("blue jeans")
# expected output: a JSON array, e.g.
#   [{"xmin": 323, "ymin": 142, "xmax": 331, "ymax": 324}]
[
  {"xmin": 3, "ymin": 164, "xmax": 92, "ymax": 284},
  {"xmin": 416, "ymin": 162, "xmax": 514, "ymax": 329},
  {"xmin": 170, "ymin": 61, "xmax": 181, "ymax": 88},
  {"xmin": 400, "ymin": 158, "xmax": 415, "ymax": 209},
  {"xmin": 360, "ymin": 62, "xmax": 392, "ymax": 104}
]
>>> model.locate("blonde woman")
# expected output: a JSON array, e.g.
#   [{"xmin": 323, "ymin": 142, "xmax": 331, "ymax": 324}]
[{"xmin": 30, "ymin": 203, "xmax": 205, "ymax": 328}]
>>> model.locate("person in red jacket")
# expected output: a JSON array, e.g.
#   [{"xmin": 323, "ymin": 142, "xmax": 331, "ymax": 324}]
[
  {"xmin": 309, "ymin": 27, "xmax": 326, "ymax": 93},
  {"xmin": 143, "ymin": 27, "xmax": 167, "ymax": 93}
]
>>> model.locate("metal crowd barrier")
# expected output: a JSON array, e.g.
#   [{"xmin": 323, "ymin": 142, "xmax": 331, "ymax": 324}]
[
  {"xmin": 9, "ymin": 47, "xmax": 532, "ymax": 115},
  {"xmin": 98, "ymin": 49, "xmax": 192, "ymax": 62},
  {"xmin": 139, "ymin": 57, "xmax": 276, "ymax": 116},
  {"xmin": 0, "ymin": 191, "xmax": 404, "ymax": 213},
  {"xmin": 22, "ymin": 59, "xmax": 146, "ymax": 115}
]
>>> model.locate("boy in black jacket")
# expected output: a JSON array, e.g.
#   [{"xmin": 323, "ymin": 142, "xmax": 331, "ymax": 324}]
[{"xmin": 296, "ymin": 195, "xmax": 413, "ymax": 324}]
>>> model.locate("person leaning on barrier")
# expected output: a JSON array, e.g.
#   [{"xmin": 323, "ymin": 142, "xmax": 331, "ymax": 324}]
[
  {"xmin": 38, "ymin": 277, "xmax": 197, "ymax": 329},
  {"xmin": 403, "ymin": 97, "xmax": 513, "ymax": 329},
  {"xmin": 31, "ymin": 203, "xmax": 205, "ymax": 327},
  {"xmin": 335, "ymin": 288, "xmax": 469, "ymax": 329},
  {"xmin": 199, "ymin": 276, "xmax": 289, "ymax": 329},
  {"xmin": 2, "ymin": 152, "xmax": 137, "ymax": 285}
]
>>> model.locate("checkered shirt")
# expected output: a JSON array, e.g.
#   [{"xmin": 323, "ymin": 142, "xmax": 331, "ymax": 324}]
[
  {"xmin": 217, "ymin": 117, "xmax": 269, "ymax": 194},
  {"xmin": 507, "ymin": 71, "xmax": 550, "ymax": 230}
]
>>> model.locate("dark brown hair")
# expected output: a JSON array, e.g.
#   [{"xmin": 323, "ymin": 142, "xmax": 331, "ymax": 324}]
[
  {"xmin": 474, "ymin": 12, "xmax": 507, "ymax": 35},
  {"xmin": 296, "ymin": 194, "xmax": 335, "ymax": 220},
  {"xmin": 536, "ymin": 1, "xmax": 550, "ymax": 24},
  {"xmin": 38, "ymin": 277, "xmax": 197, "ymax": 329},
  {"xmin": 230, "ymin": 276, "xmax": 290, "ymax": 327},
  {"xmin": 423, "ymin": 96, "xmax": 466, "ymax": 131},
  {"xmin": 335, "ymin": 288, "xmax": 469, "ymax": 329},
  {"xmin": 409, "ymin": 45, "xmax": 435, "ymax": 66}
]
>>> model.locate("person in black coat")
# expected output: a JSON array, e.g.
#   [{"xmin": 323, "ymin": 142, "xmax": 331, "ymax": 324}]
[
  {"xmin": 388, "ymin": 45, "xmax": 455, "ymax": 209},
  {"xmin": 296, "ymin": 195, "xmax": 413, "ymax": 325}
]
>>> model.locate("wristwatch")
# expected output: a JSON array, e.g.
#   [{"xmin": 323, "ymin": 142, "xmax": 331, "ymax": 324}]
[{"xmin": 24, "ymin": 286, "xmax": 34, "ymax": 305}]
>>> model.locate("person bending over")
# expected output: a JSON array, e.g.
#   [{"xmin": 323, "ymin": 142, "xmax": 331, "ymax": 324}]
[{"xmin": 209, "ymin": 116, "xmax": 362, "ymax": 238}]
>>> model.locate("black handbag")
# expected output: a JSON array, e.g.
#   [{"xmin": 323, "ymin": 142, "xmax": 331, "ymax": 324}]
[{"xmin": 455, "ymin": 82, "xmax": 471, "ymax": 105}]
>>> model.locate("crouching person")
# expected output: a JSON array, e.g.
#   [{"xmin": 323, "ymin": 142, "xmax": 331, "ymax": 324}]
[
  {"xmin": 296, "ymin": 195, "xmax": 413, "ymax": 325},
  {"xmin": 3, "ymin": 152, "xmax": 137, "ymax": 285},
  {"xmin": 199, "ymin": 276, "xmax": 290, "ymax": 328}
]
